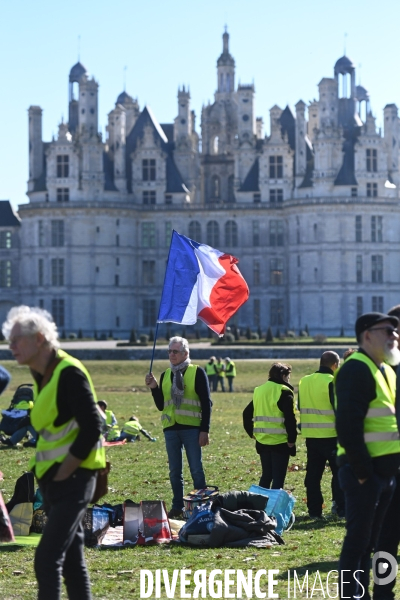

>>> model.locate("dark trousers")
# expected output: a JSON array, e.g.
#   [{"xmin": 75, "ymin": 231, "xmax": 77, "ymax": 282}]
[
  {"xmin": 207, "ymin": 375, "xmax": 216, "ymax": 392},
  {"xmin": 36, "ymin": 469, "xmax": 97, "ymax": 600},
  {"xmin": 305, "ymin": 437, "xmax": 344, "ymax": 516},
  {"xmin": 226, "ymin": 376, "xmax": 234, "ymax": 392},
  {"xmin": 258, "ymin": 444, "xmax": 290, "ymax": 489},
  {"xmin": 338, "ymin": 464, "xmax": 395, "ymax": 600},
  {"xmin": 373, "ymin": 471, "xmax": 400, "ymax": 600},
  {"xmin": 216, "ymin": 376, "xmax": 225, "ymax": 392}
]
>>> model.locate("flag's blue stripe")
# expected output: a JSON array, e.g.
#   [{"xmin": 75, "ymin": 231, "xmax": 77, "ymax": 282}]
[{"xmin": 158, "ymin": 231, "xmax": 200, "ymax": 322}]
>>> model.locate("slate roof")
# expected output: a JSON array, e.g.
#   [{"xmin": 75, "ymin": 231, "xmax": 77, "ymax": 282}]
[
  {"xmin": 33, "ymin": 142, "xmax": 49, "ymax": 192},
  {"xmin": 103, "ymin": 152, "xmax": 118, "ymax": 191},
  {"xmin": 334, "ymin": 56, "xmax": 355, "ymax": 75},
  {"xmin": 334, "ymin": 135, "xmax": 358, "ymax": 186},
  {"xmin": 69, "ymin": 62, "xmax": 87, "ymax": 82},
  {"xmin": 0, "ymin": 201, "xmax": 21, "ymax": 227},
  {"xmin": 125, "ymin": 106, "xmax": 188, "ymax": 195},
  {"xmin": 299, "ymin": 140, "xmax": 314, "ymax": 188},
  {"xmin": 239, "ymin": 158, "xmax": 259, "ymax": 192},
  {"xmin": 116, "ymin": 91, "xmax": 133, "ymax": 105},
  {"xmin": 279, "ymin": 106, "xmax": 296, "ymax": 151}
]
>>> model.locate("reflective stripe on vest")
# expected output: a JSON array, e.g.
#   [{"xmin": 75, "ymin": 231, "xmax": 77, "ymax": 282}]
[
  {"xmin": 336, "ymin": 352, "xmax": 400, "ymax": 459},
  {"xmin": 30, "ymin": 349, "xmax": 106, "ymax": 478},
  {"xmin": 161, "ymin": 365, "xmax": 202, "ymax": 428},
  {"xmin": 253, "ymin": 380, "xmax": 293, "ymax": 445},
  {"xmin": 299, "ymin": 372, "xmax": 336, "ymax": 438}
]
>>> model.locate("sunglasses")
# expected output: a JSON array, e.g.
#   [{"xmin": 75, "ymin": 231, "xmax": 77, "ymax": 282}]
[{"xmin": 368, "ymin": 326, "xmax": 398, "ymax": 336}]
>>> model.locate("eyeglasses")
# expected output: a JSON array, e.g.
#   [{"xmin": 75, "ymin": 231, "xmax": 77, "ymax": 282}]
[
  {"xmin": 368, "ymin": 327, "xmax": 398, "ymax": 336},
  {"xmin": 168, "ymin": 349, "xmax": 182, "ymax": 355}
]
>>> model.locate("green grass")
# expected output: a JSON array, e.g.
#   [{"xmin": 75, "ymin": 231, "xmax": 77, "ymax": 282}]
[{"xmin": 0, "ymin": 360, "xmax": 396, "ymax": 599}]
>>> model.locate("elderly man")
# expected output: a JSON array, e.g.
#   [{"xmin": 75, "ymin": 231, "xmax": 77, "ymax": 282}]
[
  {"xmin": 299, "ymin": 350, "xmax": 344, "ymax": 519},
  {"xmin": 145, "ymin": 336, "xmax": 212, "ymax": 518},
  {"xmin": 335, "ymin": 312, "xmax": 400, "ymax": 600}
]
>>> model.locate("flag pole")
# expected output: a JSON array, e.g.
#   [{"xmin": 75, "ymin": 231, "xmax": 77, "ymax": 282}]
[
  {"xmin": 149, "ymin": 322, "xmax": 159, "ymax": 374},
  {"xmin": 148, "ymin": 230, "xmax": 177, "ymax": 374}
]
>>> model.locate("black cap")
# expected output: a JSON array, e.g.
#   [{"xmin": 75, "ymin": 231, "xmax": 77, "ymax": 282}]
[{"xmin": 355, "ymin": 312, "xmax": 399, "ymax": 340}]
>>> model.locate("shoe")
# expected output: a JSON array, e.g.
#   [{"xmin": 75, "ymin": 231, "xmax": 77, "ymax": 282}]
[
  {"xmin": 23, "ymin": 439, "xmax": 37, "ymax": 448},
  {"xmin": 1, "ymin": 438, "xmax": 15, "ymax": 447},
  {"xmin": 167, "ymin": 508, "xmax": 184, "ymax": 519},
  {"xmin": 309, "ymin": 513, "xmax": 324, "ymax": 520}
]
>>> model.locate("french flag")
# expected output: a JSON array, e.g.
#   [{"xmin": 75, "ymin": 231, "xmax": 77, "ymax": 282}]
[{"xmin": 157, "ymin": 230, "xmax": 249, "ymax": 335}]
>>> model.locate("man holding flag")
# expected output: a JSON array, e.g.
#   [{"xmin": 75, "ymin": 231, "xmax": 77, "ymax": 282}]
[
  {"xmin": 145, "ymin": 337, "xmax": 211, "ymax": 519},
  {"xmin": 145, "ymin": 230, "xmax": 249, "ymax": 517}
]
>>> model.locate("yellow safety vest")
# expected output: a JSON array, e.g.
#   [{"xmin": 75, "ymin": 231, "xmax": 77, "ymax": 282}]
[
  {"xmin": 107, "ymin": 425, "xmax": 121, "ymax": 441},
  {"xmin": 253, "ymin": 381, "xmax": 292, "ymax": 445},
  {"xmin": 205, "ymin": 363, "xmax": 216, "ymax": 375},
  {"xmin": 30, "ymin": 349, "xmax": 106, "ymax": 479},
  {"xmin": 122, "ymin": 420, "xmax": 141, "ymax": 436},
  {"xmin": 336, "ymin": 352, "xmax": 400, "ymax": 458},
  {"xmin": 104, "ymin": 410, "xmax": 114, "ymax": 426},
  {"xmin": 161, "ymin": 365, "xmax": 202, "ymax": 428},
  {"xmin": 299, "ymin": 372, "xmax": 336, "ymax": 438},
  {"xmin": 226, "ymin": 361, "xmax": 236, "ymax": 377}
]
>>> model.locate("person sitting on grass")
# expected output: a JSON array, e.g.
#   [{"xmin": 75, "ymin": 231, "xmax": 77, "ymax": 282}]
[{"xmin": 97, "ymin": 399, "xmax": 117, "ymax": 437}]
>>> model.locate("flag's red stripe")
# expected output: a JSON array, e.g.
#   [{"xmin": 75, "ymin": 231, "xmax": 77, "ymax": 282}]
[{"xmin": 198, "ymin": 253, "xmax": 249, "ymax": 335}]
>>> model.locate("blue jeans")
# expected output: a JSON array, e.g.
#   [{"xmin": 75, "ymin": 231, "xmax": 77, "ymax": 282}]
[
  {"xmin": 338, "ymin": 464, "xmax": 395, "ymax": 600},
  {"xmin": 11, "ymin": 425, "xmax": 37, "ymax": 445},
  {"xmin": 164, "ymin": 428, "xmax": 206, "ymax": 510},
  {"xmin": 227, "ymin": 377, "xmax": 234, "ymax": 392}
]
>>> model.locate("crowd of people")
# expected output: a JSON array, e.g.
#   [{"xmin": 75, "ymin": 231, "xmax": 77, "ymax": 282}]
[{"xmin": 2, "ymin": 305, "xmax": 400, "ymax": 599}]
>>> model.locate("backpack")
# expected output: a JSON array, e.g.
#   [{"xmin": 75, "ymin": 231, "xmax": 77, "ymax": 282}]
[
  {"xmin": 9, "ymin": 384, "xmax": 34, "ymax": 410},
  {"xmin": 0, "ymin": 384, "xmax": 34, "ymax": 435}
]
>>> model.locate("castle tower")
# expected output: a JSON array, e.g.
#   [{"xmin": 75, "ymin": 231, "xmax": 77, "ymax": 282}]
[
  {"xmin": 384, "ymin": 103, "xmax": 399, "ymax": 183},
  {"xmin": 28, "ymin": 106, "xmax": 43, "ymax": 192},
  {"xmin": 174, "ymin": 86, "xmax": 191, "ymax": 140},
  {"xmin": 237, "ymin": 84, "xmax": 255, "ymax": 143},
  {"xmin": 78, "ymin": 75, "xmax": 99, "ymax": 137},
  {"xmin": 68, "ymin": 62, "xmax": 87, "ymax": 134},
  {"xmin": 216, "ymin": 28, "xmax": 235, "ymax": 96},
  {"xmin": 295, "ymin": 100, "xmax": 307, "ymax": 183}
]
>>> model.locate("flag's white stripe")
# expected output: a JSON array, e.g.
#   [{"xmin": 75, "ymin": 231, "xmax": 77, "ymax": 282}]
[{"xmin": 181, "ymin": 243, "xmax": 225, "ymax": 324}]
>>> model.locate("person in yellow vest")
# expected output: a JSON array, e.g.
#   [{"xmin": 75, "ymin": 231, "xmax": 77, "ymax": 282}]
[
  {"xmin": 205, "ymin": 356, "xmax": 217, "ymax": 391},
  {"xmin": 215, "ymin": 357, "xmax": 226, "ymax": 392},
  {"xmin": 298, "ymin": 350, "xmax": 343, "ymax": 519},
  {"xmin": 335, "ymin": 312, "xmax": 400, "ymax": 600},
  {"xmin": 145, "ymin": 336, "xmax": 212, "ymax": 519},
  {"xmin": 243, "ymin": 362, "xmax": 297, "ymax": 489},
  {"xmin": 114, "ymin": 416, "xmax": 156, "ymax": 442},
  {"xmin": 225, "ymin": 357, "xmax": 236, "ymax": 392},
  {"xmin": 2, "ymin": 305, "xmax": 105, "ymax": 600},
  {"xmin": 97, "ymin": 399, "xmax": 117, "ymax": 438}
]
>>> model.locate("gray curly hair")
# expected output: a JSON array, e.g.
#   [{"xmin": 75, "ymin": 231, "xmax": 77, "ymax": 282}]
[
  {"xmin": 2, "ymin": 305, "xmax": 60, "ymax": 349},
  {"xmin": 169, "ymin": 336, "xmax": 189, "ymax": 355}
]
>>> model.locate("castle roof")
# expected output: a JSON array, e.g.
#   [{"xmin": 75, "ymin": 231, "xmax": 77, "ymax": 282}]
[
  {"xmin": 0, "ymin": 201, "xmax": 21, "ymax": 226},
  {"xmin": 334, "ymin": 56, "xmax": 355, "ymax": 75},
  {"xmin": 116, "ymin": 91, "xmax": 133, "ymax": 105},
  {"xmin": 239, "ymin": 158, "xmax": 259, "ymax": 192},
  {"xmin": 69, "ymin": 62, "xmax": 87, "ymax": 82}
]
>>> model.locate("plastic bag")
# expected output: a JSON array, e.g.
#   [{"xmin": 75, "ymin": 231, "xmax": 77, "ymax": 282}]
[
  {"xmin": 179, "ymin": 501, "xmax": 214, "ymax": 545},
  {"xmin": 248, "ymin": 485, "xmax": 296, "ymax": 535},
  {"xmin": 83, "ymin": 507, "xmax": 110, "ymax": 547}
]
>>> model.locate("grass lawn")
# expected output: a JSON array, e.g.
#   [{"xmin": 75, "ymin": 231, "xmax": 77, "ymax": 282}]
[{"xmin": 0, "ymin": 359, "xmax": 397, "ymax": 599}]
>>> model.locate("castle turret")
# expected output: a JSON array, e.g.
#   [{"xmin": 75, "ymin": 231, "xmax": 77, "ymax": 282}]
[
  {"xmin": 68, "ymin": 62, "xmax": 87, "ymax": 134},
  {"xmin": 79, "ymin": 75, "xmax": 99, "ymax": 137},
  {"xmin": 216, "ymin": 29, "xmax": 235, "ymax": 96},
  {"xmin": 384, "ymin": 103, "xmax": 399, "ymax": 183},
  {"xmin": 174, "ymin": 86, "xmax": 191, "ymax": 140},
  {"xmin": 237, "ymin": 84, "xmax": 255, "ymax": 143},
  {"xmin": 28, "ymin": 106, "xmax": 43, "ymax": 192}
]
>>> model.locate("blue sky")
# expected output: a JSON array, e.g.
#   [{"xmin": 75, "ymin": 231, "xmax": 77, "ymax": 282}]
[{"xmin": 1, "ymin": 0, "xmax": 399, "ymax": 210}]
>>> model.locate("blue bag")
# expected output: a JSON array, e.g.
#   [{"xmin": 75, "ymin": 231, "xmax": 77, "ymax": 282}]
[
  {"xmin": 179, "ymin": 501, "xmax": 214, "ymax": 544},
  {"xmin": 248, "ymin": 485, "xmax": 296, "ymax": 535}
]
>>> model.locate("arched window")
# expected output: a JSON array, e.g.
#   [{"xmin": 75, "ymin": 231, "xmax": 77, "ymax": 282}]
[
  {"xmin": 189, "ymin": 220, "xmax": 201, "ymax": 242},
  {"xmin": 211, "ymin": 175, "xmax": 220, "ymax": 198},
  {"xmin": 226, "ymin": 73, "xmax": 231, "ymax": 92},
  {"xmin": 225, "ymin": 221, "xmax": 238, "ymax": 247},
  {"xmin": 228, "ymin": 175, "xmax": 235, "ymax": 203},
  {"xmin": 219, "ymin": 73, "xmax": 224, "ymax": 91},
  {"xmin": 207, "ymin": 221, "xmax": 220, "ymax": 247},
  {"xmin": 212, "ymin": 136, "xmax": 219, "ymax": 155}
]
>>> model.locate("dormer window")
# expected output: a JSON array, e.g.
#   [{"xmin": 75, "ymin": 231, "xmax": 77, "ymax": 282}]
[
  {"xmin": 269, "ymin": 156, "xmax": 283, "ymax": 178},
  {"xmin": 142, "ymin": 159, "xmax": 156, "ymax": 181}
]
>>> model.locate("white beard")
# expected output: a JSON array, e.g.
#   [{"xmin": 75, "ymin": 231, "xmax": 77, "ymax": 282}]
[{"xmin": 384, "ymin": 343, "xmax": 400, "ymax": 366}]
